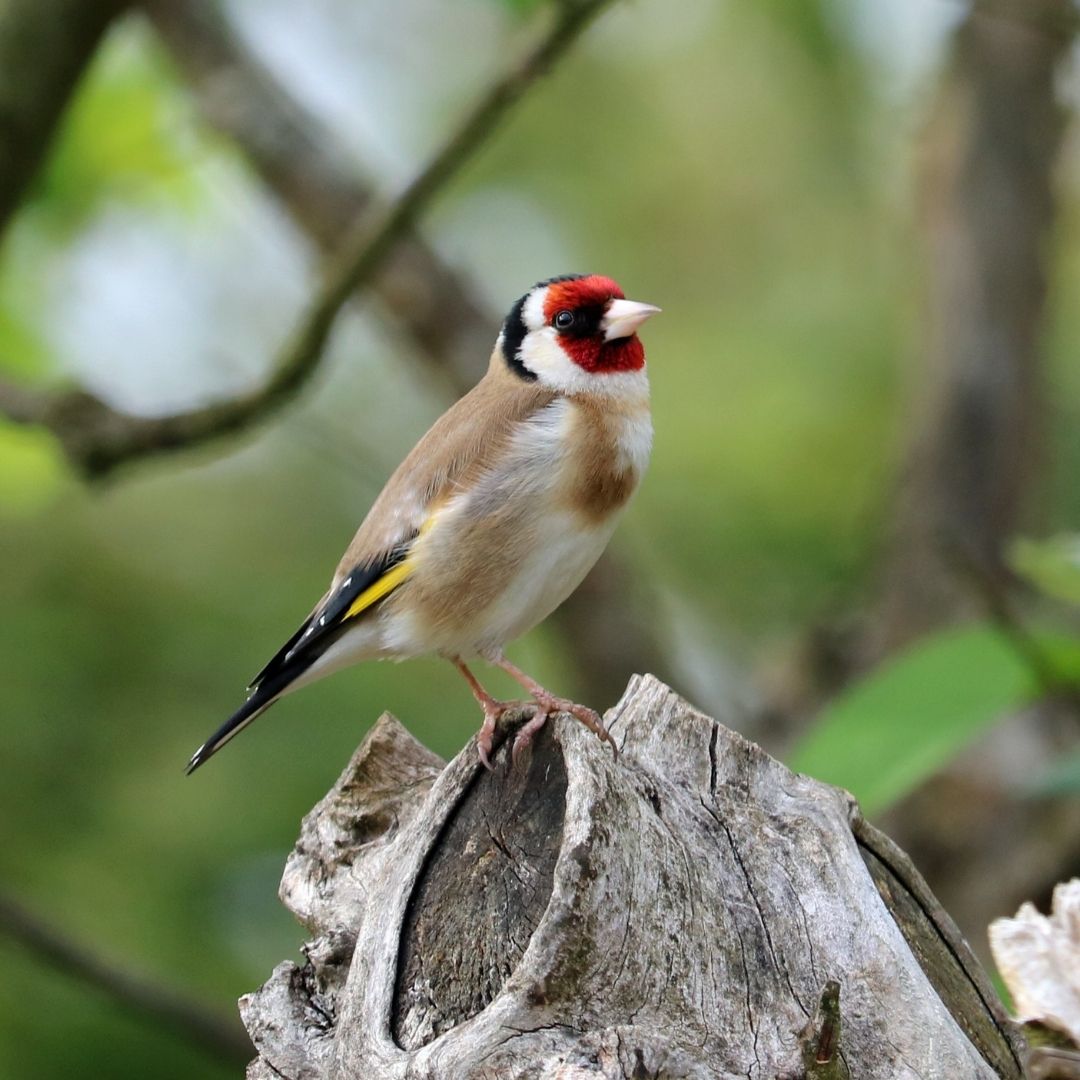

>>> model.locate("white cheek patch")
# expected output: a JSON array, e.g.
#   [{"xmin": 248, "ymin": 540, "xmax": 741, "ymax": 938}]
[
  {"xmin": 522, "ymin": 287, "xmax": 548, "ymax": 330},
  {"xmin": 519, "ymin": 326, "xmax": 584, "ymax": 392}
]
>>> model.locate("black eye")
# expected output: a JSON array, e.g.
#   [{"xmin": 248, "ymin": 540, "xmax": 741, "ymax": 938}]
[{"xmin": 554, "ymin": 309, "xmax": 575, "ymax": 330}]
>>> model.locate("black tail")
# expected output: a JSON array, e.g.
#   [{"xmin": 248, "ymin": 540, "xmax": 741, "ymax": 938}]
[{"xmin": 185, "ymin": 664, "xmax": 302, "ymax": 775}]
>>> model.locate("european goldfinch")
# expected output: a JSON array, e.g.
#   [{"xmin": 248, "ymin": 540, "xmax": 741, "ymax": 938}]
[{"xmin": 187, "ymin": 274, "xmax": 659, "ymax": 773}]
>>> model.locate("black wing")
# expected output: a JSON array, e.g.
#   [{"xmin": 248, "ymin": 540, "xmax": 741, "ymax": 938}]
[{"xmin": 247, "ymin": 537, "xmax": 414, "ymax": 691}]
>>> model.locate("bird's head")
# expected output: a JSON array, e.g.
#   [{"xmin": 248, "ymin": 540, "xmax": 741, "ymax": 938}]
[{"xmin": 498, "ymin": 274, "xmax": 660, "ymax": 394}]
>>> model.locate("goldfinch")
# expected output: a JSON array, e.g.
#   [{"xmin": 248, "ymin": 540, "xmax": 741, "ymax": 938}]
[{"xmin": 186, "ymin": 274, "xmax": 659, "ymax": 773}]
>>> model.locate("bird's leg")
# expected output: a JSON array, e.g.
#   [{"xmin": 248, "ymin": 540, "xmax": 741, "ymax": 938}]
[
  {"xmin": 484, "ymin": 652, "xmax": 617, "ymax": 761},
  {"xmin": 450, "ymin": 657, "xmax": 526, "ymax": 770}
]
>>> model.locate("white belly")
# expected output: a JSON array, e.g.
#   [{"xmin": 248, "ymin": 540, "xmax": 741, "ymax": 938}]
[
  {"xmin": 465, "ymin": 512, "xmax": 617, "ymax": 651},
  {"xmin": 373, "ymin": 506, "xmax": 619, "ymax": 659}
]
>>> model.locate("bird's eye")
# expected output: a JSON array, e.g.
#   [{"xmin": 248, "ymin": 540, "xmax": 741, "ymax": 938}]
[{"xmin": 554, "ymin": 310, "xmax": 575, "ymax": 330}]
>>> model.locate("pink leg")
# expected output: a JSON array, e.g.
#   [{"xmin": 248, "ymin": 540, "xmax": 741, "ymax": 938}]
[
  {"xmin": 485, "ymin": 652, "xmax": 617, "ymax": 761},
  {"xmin": 450, "ymin": 657, "xmax": 526, "ymax": 770}
]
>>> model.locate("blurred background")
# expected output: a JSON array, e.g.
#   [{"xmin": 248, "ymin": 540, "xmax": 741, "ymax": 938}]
[{"xmin": 1, "ymin": 0, "xmax": 1079, "ymax": 1075}]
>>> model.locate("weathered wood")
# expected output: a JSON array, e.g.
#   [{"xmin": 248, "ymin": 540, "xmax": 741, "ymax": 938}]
[{"xmin": 241, "ymin": 676, "xmax": 1025, "ymax": 1079}]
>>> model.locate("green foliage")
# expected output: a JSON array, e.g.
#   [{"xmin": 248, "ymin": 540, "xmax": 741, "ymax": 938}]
[
  {"xmin": 756, "ymin": 0, "xmax": 849, "ymax": 74},
  {"xmin": 0, "ymin": 298, "xmax": 49, "ymax": 379},
  {"xmin": 1010, "ymin": 534, "xmax": 1080, "ymax": 606},
  {"xmin": 498, "ymin": 0, "xmax": 545, "ymax": 17},
  {"xmin": 30, "ymin": 23, "xmax": 199, "ymax": 236},
  {"xmin": 0, "ymin": 423, "xmax": 66, "ymax": 515},
  {"xmin": 790, "ymin": 625, "xmax": 1080, "ymax": 816},
  {"xmin": 0, "ymin": 223, "xmax": 55, "ymax": 380}
]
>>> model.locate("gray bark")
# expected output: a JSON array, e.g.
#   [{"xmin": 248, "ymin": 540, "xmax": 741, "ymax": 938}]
[{"xmin": 241, "ymin": 676, "xmax": 1023, "ymax": 1079}]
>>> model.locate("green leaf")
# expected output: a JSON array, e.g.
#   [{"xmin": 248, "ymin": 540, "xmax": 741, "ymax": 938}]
[
  {"xmin": 1009, "ymin": 534, "xmax": 1080, "ymax": 606},
  {"xmin": 1037, "ymin": 633, "xmax": 1080, "ymax": 683},
  {"xmin": 790, "ymin": 625, "xmax": 1046, "ymax": 815},
  {"xmin": 0, "ymin": 299, "xmax": 50, "ymax": 378},
  {"xmin": 0, "ymin": 422, "xmax": 67, "ymax": 516},
  {"xmin": 0, "ymin": 224, "xmax": 53, "ymax": 378},
  {"xmin": 499, "ymin": 0, "xmax": 545, "ymax": 17},
  {"xmin": 29, "ymin": 22, "xmax": 200, "ymax": 236}
]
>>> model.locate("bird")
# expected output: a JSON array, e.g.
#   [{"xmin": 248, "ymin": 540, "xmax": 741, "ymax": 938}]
[{"xmin": 186, "ymin": 274, "xmax": 659, "ymax": 774}]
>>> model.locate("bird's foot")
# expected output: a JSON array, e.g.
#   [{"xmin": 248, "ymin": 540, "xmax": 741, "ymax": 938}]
[
  {"xmin": 475, "ymin": 697, "xmax": 529, "ymax": 771},
  {"xmin": 481, "ymin": 652, "xmax": 618, "ymax": 762},
  {"xmin": 530, "ymin": 691, "xmax": 617, "ymax": 761},
  {"xmin": 510, "ymin": 706, "xmax": 551, "ymax": 767}
]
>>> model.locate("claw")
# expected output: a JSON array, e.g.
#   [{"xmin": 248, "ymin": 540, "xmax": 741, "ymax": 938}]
[
  {"xmin": 454, "ymin": 654, "xmax": 618, "ymax": 769},
  {"xmin": 476, "ymin": 724, "xmax": 495, "ymax": 772},
  {"xmin": 452, "ymin": 657, "xmax": 523, "ymax": 770},
  {"xmin": 484, "ymin": 652, "xmax": 618, "ymax": 761},
  {"xmin": 474, "ymin": 700, "xmax": 519, "ymax": 771},
  {"xmin": 535, "ymin": 694, "xmax": 617, "ymax": 760},
  {"xmin": 510, "ymin": 707, "xmax": 550, "ymax": 768}
]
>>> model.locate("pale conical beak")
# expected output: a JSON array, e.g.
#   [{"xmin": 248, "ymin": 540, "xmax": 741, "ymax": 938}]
[{"xmin": 602, "ymin": 299, "xmax": 662, "ymax": 342}]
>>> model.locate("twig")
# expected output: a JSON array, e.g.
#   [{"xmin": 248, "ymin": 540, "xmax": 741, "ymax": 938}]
[
  {"xmin": 144, "ymin": 0, "xmax": 491, "ymax": 396},
  {"xmin": 1026, "ymin": 1046, "xmax": 1080, "ymax": 1080},
  {"xmin": 0, "ymin": 891, "xmax": 252, "ymax": 1066},
  {"xmin": 0, "ymin": 0, "xmax": 616, "ymax": 478}
]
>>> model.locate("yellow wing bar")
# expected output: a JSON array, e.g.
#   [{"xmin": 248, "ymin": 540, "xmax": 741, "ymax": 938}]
[
  {"xmin": 342, "ymin": 510, "xmax": 440, "ymax": 621},
  {"xmin": 344, "ymin": 558, "xmax": 415, "ymax": 620}
]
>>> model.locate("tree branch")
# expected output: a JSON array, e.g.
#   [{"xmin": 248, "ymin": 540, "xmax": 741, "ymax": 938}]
[
  {"xmin": 0, "ymin": 0, "xmax": 615, "ymax": 478},
  {"xmin": 0, "ymin": 891, "xmax": 251, "ymax": 1067},
  {"xmin": 143, "ymin": 0, "xmax": 491, "ymax": 395}
]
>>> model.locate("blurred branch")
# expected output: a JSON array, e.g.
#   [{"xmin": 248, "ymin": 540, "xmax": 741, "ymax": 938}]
[
  {"xmin": 143, "ymin": 0, "xmax": 490, "ymax": 395},
  {"xmin": 969, "ymin": 0, "xmax": 1080, "ymax": 43},
  {"xmin": 0, "ymin": 0, "xmax": 616, "ymax": 478},
  {"xmin": 0, "ymin": 891, "xmax": 251, "ymax": 1066},
  {"xmin": 0, "ymin": 0, "xmax": 129, "ymax": 232},
  {"xmin": 871, "ymin": 0, "xmax": 1074, "ymax": 656}
]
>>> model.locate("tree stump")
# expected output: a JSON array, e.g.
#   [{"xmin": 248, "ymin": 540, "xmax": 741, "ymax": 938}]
[{"xmin": 240, "ymin": 675, "xmax": 1024, "ymax": 1079}]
